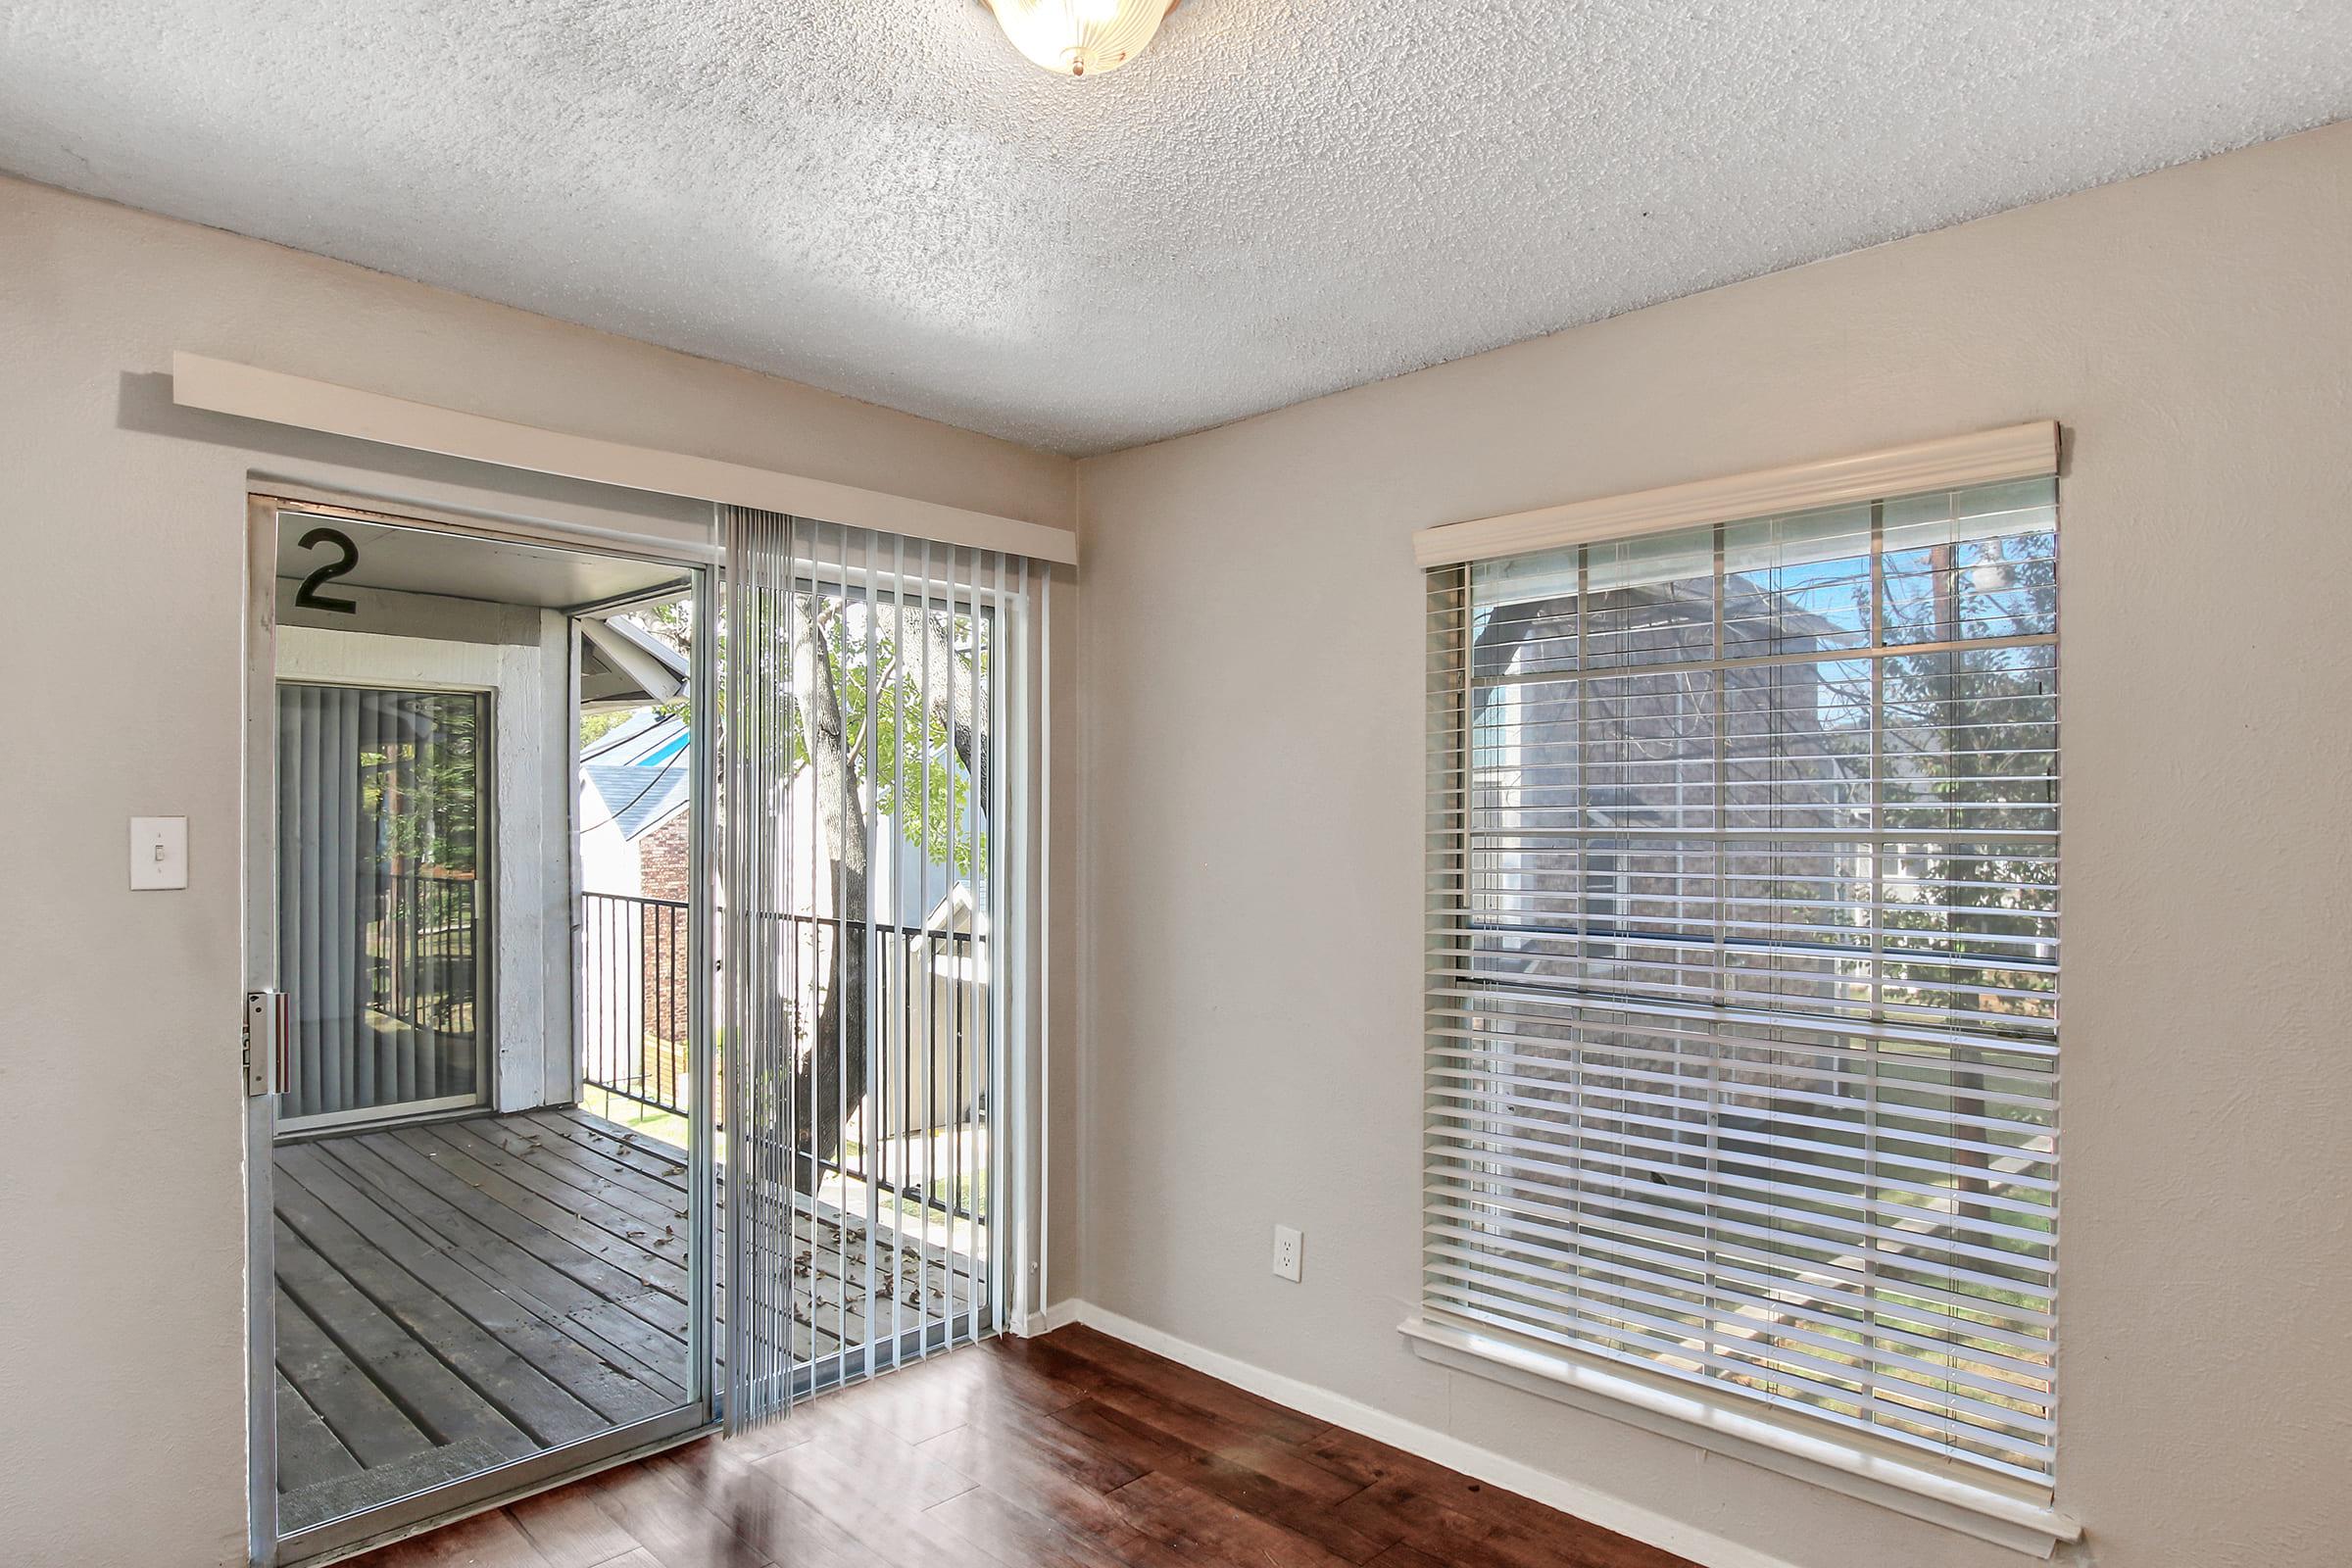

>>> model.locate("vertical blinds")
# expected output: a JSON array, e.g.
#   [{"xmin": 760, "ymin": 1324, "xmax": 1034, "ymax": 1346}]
[
  {"xmin": 276, "ymin": 683, "xmax": 486, "ymax": 1123},
  {"xmin": 1425, "ymin": 476, "xmax": 2060, "ymax": 1491},
  {"xmin": 725, "ymin": 509, "xmax": 1024, "ymax": 1430}
]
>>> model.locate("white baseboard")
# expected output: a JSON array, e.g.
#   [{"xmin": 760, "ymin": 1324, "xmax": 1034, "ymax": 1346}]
[
  {"xmin": 1039, "ymin": 1298, "xmax": 1807, "ymax": 1568},
  {"xmin": 1011, "ymin": 1299, "xmax": 1088, "ymax": 1338}
]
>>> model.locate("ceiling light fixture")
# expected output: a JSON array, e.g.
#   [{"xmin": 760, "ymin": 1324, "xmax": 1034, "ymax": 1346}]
[{"xmin": 982, "ymin": 0, "xmax": 1181, "ymax": 77}]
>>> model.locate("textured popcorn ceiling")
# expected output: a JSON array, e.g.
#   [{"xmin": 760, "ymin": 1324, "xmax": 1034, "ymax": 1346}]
[{"xmin": 3, "ymin": 3, "xmax": 2348, "ymax": 456}]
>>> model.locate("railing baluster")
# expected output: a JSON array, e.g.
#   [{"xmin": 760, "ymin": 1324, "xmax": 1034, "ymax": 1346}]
[{"xmin": 574, "ymin": 894, "xmax": 977, "ymax": 1228}]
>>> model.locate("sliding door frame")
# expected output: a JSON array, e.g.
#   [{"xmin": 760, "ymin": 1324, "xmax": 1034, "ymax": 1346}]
[{"xmin": 242, "ymin": 493, "xmax": 720, "ymax": 1567}]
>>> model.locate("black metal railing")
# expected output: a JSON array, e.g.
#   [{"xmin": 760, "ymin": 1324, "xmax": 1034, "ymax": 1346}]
[
  {"xmin": 761, "ymin": 911, "xmax": 983, "ymax": 1221},
  {"xmin": 580, "ymin": 891, "xmax": 693, "ymax": 1115},
  {"xmin": 370, "ymin": 868, "xmax": 480, "ymax": 1035},
  {"xmin": 577, "ymin": 897, "xmax": 985, "ymax": 1220}
]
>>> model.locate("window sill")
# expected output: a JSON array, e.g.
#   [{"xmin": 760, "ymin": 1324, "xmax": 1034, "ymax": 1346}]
[{"xmin": 1398, "ymin": 1315, "xmax": 2082, "ymax": 1559}]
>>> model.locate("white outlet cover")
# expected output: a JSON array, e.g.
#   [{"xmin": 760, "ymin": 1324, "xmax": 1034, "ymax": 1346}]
[
  {"xmin": 129, "ymin": 815, "xmax": 188, "ymax": 890},
  {"xmin": 1272, "ymin": 1224, "xmax": 1303, "ymax": 1283}
]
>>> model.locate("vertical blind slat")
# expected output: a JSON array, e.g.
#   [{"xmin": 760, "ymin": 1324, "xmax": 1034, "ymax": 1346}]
[{"xmin": 724, "ymin": 509, "xmax": 1027, "ymax": 1433}]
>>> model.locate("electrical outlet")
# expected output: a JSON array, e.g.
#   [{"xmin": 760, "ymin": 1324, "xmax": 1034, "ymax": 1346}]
[{"xmin": 1272, "ymin": 1224, "xmax": 1302, "ymax": 1283}]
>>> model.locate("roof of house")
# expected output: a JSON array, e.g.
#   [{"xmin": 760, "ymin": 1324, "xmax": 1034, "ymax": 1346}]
[
  {"xmin": 584, "ymin": 710, "xmax": 687, "ymax": 767},
  {"xmin": 580, "ymin": 760, "xmax": 690, "ymax": 842},
  {"xmin": 579, "ymin": 614, "xmax": 691, "ymax": 712}
]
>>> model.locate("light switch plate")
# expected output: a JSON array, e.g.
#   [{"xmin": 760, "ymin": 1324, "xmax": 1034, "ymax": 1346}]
[{"xmin": 130, "ymin": 815, "xmax": 188, "ymax": 890}]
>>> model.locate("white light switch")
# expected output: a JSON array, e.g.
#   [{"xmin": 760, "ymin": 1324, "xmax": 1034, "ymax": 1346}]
[{"xmin": 130, "ymin": 816, "xmax": 188, "ymax": 890}]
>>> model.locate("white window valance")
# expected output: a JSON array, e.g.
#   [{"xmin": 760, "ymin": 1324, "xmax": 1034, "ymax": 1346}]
[{"xmin": 1412, "ymin": 422, "xmax": 2058, "ymax": 569}]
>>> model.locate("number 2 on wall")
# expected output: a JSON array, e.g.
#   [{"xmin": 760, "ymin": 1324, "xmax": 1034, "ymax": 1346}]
[{"xmin": 294, "ymin": 526, "xmax": 360, "ymax": 613}]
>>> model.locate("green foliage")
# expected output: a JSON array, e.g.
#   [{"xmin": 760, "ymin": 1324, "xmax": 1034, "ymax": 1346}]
[
  {"xmin": 578, "ymin": 708, "xmax": 635, "ymax": 750},
  {"xmin": 363, "ymin": 692, "xmax": 480, "ymax": 875},
  {"xmin": 745, "ymin": 599, "xmax": 992, "ymax": 879}
]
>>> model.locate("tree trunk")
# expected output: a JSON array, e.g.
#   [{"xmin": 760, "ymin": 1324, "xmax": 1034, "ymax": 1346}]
[
  {"xmin": 914, "ymin": 606, "xmax": 987, "ymax": 803},
  {"xmin": 791, "ymin": 598, "xmax": 869, "ymax": 1194}
]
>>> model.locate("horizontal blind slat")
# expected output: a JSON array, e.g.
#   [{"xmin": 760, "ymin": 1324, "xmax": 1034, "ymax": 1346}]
[{"xmin": 1427, "ymin": 478, "xmax": 2060, "ymax": 1487}]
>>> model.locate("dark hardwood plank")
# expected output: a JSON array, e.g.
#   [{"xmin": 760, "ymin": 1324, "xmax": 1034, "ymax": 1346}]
[
  {"xmin": 351, "ymin": 1319, "xmax": 1703, "ymax": 1568},
  {"xmin": 505, "ymin": 1475, "xmax": 646, "ymax": 1568},
  {"xmin": 1051, "ymin": 1323, "xmax": 1329, "ymax": 1445},
  {"xmin": 751, "ymin": 1396, "xmax": 976, "ymax": 1513},
  {"xmin": 1103, "ymin": 1469, "xmax": 1363, "ymax": 1568},
  {"xmin": 830, "ymin": 1340, "xmax": 1088, "ymax": 1446},
  {"xmin": 1059, "ymin": 1398, "xmax": 1388, "ymax": 1563},
  {"xmin": 1364, "ymin": 1546, "xmax": 1453, "ymax": 1568},
  {"xmin": 1046, "ymin": 1375, "xmax": 1369, "ymax": 1506},
  {"xmin": 725, "ymin": 1433, "xmax": 974, "ymax": 1568},
  {"xmin": 647, "ymin": 1443, "xmax": 897, "ymax": 1568},
  {"xmin": 914, "ymin": 1406, "xmax": 1144, "ymax": 1541},
  {"xmin": 586, "ymin": 1450, "xmax": 774, "ymax": 1568},
  {"xmin": 348, "ymin": 1503, "xmax": 556, "ymax": 1567},
  {"xmin": 1307, "ymin": 1425, "xmax": 1690, "ymax": 1567},
  {"xmin": 1333, "ymin": 1475, "xmax": 1688, "ymax": 1568},
  {"xmin": 921, "ymin": 1486, "xmax": 1176, "ymax": 1568}
]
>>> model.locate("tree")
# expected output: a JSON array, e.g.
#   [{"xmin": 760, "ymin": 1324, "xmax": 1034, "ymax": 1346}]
[{"xmin": 754, "ymin": 591, "xmax": 990, "ymax": 1194}]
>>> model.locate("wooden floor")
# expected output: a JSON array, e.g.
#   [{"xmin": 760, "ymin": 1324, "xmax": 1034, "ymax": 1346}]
[
  {"xmin": 274, "ymin": 1105, "xmax": 937, "ymax": 1537},
  {"xmin": 347, "ymin": 1323, "xmax": 1697, "ymax": 1568}
]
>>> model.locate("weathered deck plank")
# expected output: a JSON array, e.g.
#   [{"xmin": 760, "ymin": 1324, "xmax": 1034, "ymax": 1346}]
[
  {"xmin": 378, "ymin": 1126, "xmax": 691, "ymax": 1300},
  {"xmin": 273, "ymin": 1107, "xmax": 701, "ymax": 1537},
  {"xmin": 274, "ymin": 1370, "xmax": 362, "ymax": 1495},
  {"xmin": 274, "ymin": 1284, "xmax": 430, "ymax": 1471},
  {"xmin": 341, "ymin": 1129, "xmax": 684, "ymax": 1327},
  {"xmin": 274, "ymin": 1221, "xmax": 540, "ymax": 1460},
  {"xmin": 276, "ymin": 1185, "xmax": 610, "ymax": 1449},
  {"xmin": 276, "ymin": 1149, "xmax": 680, "ymax": 1426},
  {"xmin": 273, "ymin": 1105, "xmax": 929, "ymax": 1540},
  {"xmin": 308, "ymin": 1149, "xmax": 691, "ymax": 1413}
]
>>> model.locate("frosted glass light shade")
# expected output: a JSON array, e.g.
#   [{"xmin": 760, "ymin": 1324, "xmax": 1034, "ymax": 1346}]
[{"xmin": 985, "ymin": 0, "xmax": 1176, "ymax": 77}]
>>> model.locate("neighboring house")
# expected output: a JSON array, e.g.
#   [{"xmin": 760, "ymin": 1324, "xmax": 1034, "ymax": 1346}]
[
  {"xmin": 573, "ymin": 696, "xmax": 989, "ymax": 1138},
  {"xmin": 579, "ymin": 710, "xmax": 694, "ymax": 900},
  {"xmin": 576, "ymin": 710, "xmax": 697, "ymax": 1091}
]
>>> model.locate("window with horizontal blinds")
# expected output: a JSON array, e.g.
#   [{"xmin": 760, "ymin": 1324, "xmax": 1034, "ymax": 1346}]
[{"xmin": 1425, "ymin": 475, "xmax": 2060, "ymax": 1491}]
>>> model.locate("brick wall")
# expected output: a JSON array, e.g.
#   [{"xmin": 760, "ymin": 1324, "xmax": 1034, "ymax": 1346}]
[
  {"xmin": 637, "ymin": 810, "xmax": 693, "ymax": 1072},
  {"xmin": 638, "ymin": 810, "xmax": 691, "ymax": 903}
]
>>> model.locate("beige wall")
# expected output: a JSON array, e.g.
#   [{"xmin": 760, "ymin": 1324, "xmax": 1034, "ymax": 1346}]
[
  {"xmin": 1074, "ymin": 121, "xmax": 2352, "ymax": 1568},
  {"xmin": 0, "ymin": 174, "xmax": 1074, "ymax": 1566}
]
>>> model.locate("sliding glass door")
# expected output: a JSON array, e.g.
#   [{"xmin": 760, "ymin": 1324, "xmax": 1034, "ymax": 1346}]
[
  {"xmin": 250, "ymin": 497, "xmax": 718, "ymax": 1566},
  {"xmin": 724, "ymin": 510, "xmax": 1029, "ymax": 1428},
  {"xmin": 276, "ymin": 683, "xmax": 491, "ymax": 1131}
]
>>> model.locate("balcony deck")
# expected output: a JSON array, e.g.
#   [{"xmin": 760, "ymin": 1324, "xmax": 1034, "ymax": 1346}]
[{"xmin": 270, "ymin": 1105, "xmax": 936, "ymax": 1536}]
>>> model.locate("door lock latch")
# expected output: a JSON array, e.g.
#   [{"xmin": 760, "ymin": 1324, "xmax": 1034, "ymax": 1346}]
[{"xmin": 243, "ymin": 991, "xmax": 286, "ymax": 1099}]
